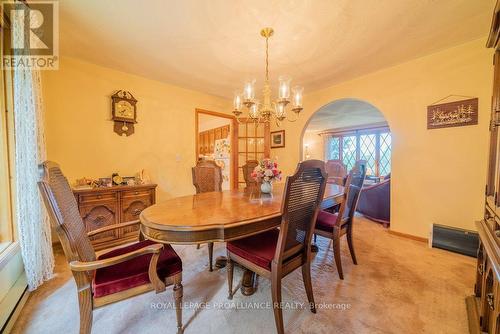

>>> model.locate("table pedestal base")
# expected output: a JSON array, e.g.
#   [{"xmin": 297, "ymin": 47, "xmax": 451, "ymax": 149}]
[
  {"xmin": 212, "ymin": 256, "xmax": 257, "ymax": 296},
  {"xmin": 215, "ymin": 256, "xmax": 227, "ymax": 269}
]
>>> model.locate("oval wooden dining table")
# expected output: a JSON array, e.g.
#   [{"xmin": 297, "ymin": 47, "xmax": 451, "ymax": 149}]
[{"xmin": 140, "ymin": 182, "xmax": 344, "ymax": 295}]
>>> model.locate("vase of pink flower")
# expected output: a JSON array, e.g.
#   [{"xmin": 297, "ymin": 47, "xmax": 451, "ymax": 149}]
[{"xmin": 251, "ymin": 158, "xmax": 282, "ymax": 194}]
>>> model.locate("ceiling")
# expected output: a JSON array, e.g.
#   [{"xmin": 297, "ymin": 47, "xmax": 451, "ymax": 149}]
[
  {"xmin": 59, "ymin": 0, "xmax": 492, "ymax": 98},
  {"xmin": 305, "ymin": 99, "xmax": 386, "ymax": 133}
]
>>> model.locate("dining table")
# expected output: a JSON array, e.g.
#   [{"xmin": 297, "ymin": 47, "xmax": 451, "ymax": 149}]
[{"xmin": 140, "ymin": 182, "xmax": 344, "ymax": 295}]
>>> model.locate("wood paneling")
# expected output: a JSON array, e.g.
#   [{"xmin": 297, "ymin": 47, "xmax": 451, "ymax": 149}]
[{"xmin": 198, "ymin": 124, "xmax": 230, "ymax": 156}]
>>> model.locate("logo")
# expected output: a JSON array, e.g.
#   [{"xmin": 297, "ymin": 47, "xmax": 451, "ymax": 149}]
[{"xmin": 2, "ymin": 1, "xmax": 59, "ymax": 70}]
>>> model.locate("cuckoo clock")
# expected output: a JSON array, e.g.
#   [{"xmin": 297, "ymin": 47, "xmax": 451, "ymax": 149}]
[{"xmin": 111, "ymin": 90, "xmax": 137, "ymax": 136}]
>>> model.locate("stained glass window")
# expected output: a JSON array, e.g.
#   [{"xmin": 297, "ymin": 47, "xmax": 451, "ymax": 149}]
[
  {"xmin": 342, "ymin": 135, "xmax": 357, "ymax": 172},
  {"xmin": 379, "ymin": 132, "xmax": 391, "ymax": 176},
  {"xmin": 325, "ymin": 129, "xmax": 391, "ymax": 177},
  {"xmin": 359, "ymin": 134, "xmax": 376, "ymax": 175},
  {"xmin": 328, "ymin": 136, "xmax": 340, "ymax": 160}
]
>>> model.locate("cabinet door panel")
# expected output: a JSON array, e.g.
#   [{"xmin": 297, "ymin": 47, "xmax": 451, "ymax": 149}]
[
  {"xmin": 121, "ymin": 195, "xmax": 152, "ymax": 237},
  {"xmin": 80, "ymin": 202, "xmax": 118, "ymax": 243},
  {"xmin": 222, "ymin": 125, "xmax": 229, "ymax": 138}
]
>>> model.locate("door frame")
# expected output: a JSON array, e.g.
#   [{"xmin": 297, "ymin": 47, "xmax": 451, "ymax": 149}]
[{"xmin": 195, "ymin": 108, "xmax": 238, "ymax": 189}]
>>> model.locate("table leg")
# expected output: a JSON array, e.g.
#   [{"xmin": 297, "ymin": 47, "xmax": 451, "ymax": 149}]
[
  {"xmin": 311, "ymin": 233, "xmax": 319, "ymax": 253},
  {"xmin": 241, "ymin": 269, "xmax": 256, "ymax": 296}
]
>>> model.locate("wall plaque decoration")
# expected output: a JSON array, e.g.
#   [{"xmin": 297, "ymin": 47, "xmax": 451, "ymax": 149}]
[
  {"xmin": 111, "ymin": 90, "xmax": 137, "ymax": 136},
  {"xmin": 427, "ymin": 98, "xmax": 478, "ymax": 130}
]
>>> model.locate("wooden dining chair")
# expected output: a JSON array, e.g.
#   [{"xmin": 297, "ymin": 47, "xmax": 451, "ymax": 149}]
[
  {"xmin": 38, "ymin": 161, "xmax": 183, "ymax": 334},
  {"xmin": 192, "ymin": 160, "xmax": 223, "ymax": 271},
  {"xmin": 226, "ymin": 160, "xmax": 327, "ymax": 334},
  {"xmin": 325, "ymin": 159, "xmax": 347, "ymax": 185},
  {"xmin": 242, "ymin": 160, "xmax": 259, "ymax": 187},
  {"xmin": 314, "ymin": 160, "xmax": 366, "ymax": 279}
]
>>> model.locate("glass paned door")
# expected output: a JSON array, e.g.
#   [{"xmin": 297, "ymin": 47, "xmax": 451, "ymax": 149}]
[{"xmin": 237, "ymin": 120, "xmax": 270, "ymax": 188}]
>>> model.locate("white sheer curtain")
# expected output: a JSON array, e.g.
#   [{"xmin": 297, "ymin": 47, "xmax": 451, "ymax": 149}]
[
  {"xmin": 322, "ymin": 134, "xmax": 332, "ymax": 161},
  {"xmin": 12, "ymin": 6, "xmax": 54, "ymax": 290}
]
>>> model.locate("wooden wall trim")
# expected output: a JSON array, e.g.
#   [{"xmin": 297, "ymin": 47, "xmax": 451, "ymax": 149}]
[
  {"xmin": 194, "ymin": 109, "xmax": 238, "ymax": 189},
  {"xmin": 388, "ymin": 230, "xmax": 428, "ymax": 243}
]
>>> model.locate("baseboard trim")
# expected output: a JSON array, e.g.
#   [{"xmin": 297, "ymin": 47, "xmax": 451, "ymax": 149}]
[
  {"xmin": 388, "ymin": 230, "xmax": 428, "ymax": 243},
  {"xmin": 1, "ymin": 286, "xmax": 30, "ymax": 334}
]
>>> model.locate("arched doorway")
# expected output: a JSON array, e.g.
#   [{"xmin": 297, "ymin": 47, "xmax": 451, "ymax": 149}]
[{"xmin": 301, "ymin": 98, "xmax": 392, "ymax": 225}]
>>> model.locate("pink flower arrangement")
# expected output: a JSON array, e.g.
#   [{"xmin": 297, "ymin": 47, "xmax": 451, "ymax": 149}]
[{"xmin": 251, "ymin": 158, "xmax": 282, "ymax": 183}]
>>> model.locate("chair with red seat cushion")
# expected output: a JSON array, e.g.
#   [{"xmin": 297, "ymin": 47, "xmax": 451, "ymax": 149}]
[
  {"xmin": 93, "ymin": 239, "xmax": 182, "ymax": 298},
  {"xmin": 315, "ymin": 160, "xmax": 366, "ymax": 280},
  {"xmin": 38, "ymin": 161, "xmax": 183, "ymax": 334},
  {"xmin": 315, "ymin": 211, "xmax": 339, "ymax": 232},
  {"xmin": 226, "ymin": 160, "xmax": 327, "ymax": 334}
]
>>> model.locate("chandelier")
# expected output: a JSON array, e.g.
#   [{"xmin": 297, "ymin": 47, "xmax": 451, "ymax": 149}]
[{"xmin": 232, "ymin": 27, "xmax": 303, "ymax": 126}]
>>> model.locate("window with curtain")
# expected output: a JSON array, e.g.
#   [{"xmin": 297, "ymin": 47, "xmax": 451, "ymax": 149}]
[
  {"xmin": 0, "ymin": 7, "xmax": 15, "ymax": 255},
  {"xmin": 325, "ymin": 127, "xmax": 392, "ymax": 176},
  {"xmin": 1, "ymin": 2, "xmax": 55, "ymax": 290}
]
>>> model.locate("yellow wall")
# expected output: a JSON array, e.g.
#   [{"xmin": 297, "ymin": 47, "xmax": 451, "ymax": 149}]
[
  {"xmin": 272, "ymin": 38, "xmax": 492, "ymax": 238},
  {"xmin": 42, "ymin": 57, "xmax": 231, "ymax": 201},
  {"xmin": 44, "ymin": 37, "xmax": 492, "ymax": 239},
  {"xmin": 303, "ymin": 132, "xmax": 323, "ymax": 160}
]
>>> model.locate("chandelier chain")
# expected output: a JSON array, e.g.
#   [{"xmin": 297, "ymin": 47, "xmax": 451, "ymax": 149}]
[{"xmin": 265, "ymin": 36, "xmax": 269, "ymax": 83}]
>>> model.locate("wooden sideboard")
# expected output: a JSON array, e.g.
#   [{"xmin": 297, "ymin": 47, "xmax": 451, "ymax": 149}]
[
  {"xmin": 466, "ymin": 2, "xmax": 500, "ymax": 333},
  {"xmin": 73, "ymin": 184, "xmax": 157, "ymax": 250}
]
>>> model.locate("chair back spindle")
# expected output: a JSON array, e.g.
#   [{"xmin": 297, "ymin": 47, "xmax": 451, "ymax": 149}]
[
  {"xmin": 37, "ymin": 162, "xmax": 97, "ymax": 278},
  {"xmin": 275, "ymin": 160, "xmax": 327, "ymax": 261},
  {"xmin": 338, "ymin": 161, "xmax": 367, "ymax": 223},
  {"xmin": 242, "ymin": 160, "xmax": 259, "ymax": 187}
]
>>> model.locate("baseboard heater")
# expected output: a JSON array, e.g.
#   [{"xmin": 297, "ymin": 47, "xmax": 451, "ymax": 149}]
[{"xmin": 431, "ymin": 224, "xmax": 479, "ymax": 258}]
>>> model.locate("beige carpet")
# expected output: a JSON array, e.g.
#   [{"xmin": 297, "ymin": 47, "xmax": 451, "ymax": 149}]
[{"xmin": 11, "ymin": 216, "xmax": 474, "ymax": 334}]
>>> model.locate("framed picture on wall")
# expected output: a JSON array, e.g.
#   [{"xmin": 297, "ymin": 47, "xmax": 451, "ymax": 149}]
[{"xmin": 270, "ymin": 130, "xmax": 285, "ymax": 148}]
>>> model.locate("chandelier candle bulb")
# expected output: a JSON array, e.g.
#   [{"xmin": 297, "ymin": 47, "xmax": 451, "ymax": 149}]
[
  {"xmin": 278, "ymin": 76, "xmax": 291, "ymax": 100},
  {"xmin": 292, "ymin": 86, "xmax": 304, "ymax": 109},
  {"xmin": 244, "ymin": 80, "xmax": 255, "ymax": 100},
  {"xmin": 275, "ymin": 103, "xmax": 286, "ymax": 121},
  {"xmin": 233, "ymin": 93, "xmax": 242, "ymax": 111},
  {"xmin": 249, "ymin": 103, "xmax": 259, "ymax": 120}
]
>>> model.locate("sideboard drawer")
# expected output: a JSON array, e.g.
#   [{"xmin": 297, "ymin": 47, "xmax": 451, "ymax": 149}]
[
  {"xmin": 122, "ymin": 189, "xmax": 152, "ymax": 198},
  {"xmin": 79, "ymin": 192, "xmax": 117, "ymax": 204}
]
